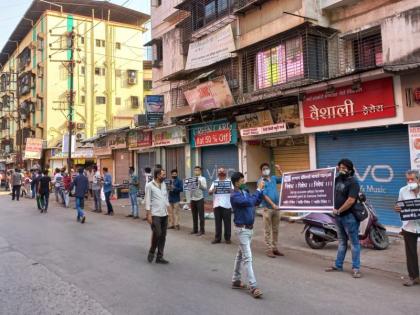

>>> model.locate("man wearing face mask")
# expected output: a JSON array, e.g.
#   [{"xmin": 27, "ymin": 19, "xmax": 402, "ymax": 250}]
[
  {"xmin": 394, "ymin": 170, "xmax": 420, "ymax": 287},
  {"xmin": 168, "ymin": 169, "xmax": 183, "ymax": 230},
  {"xmin": 209, "ymin": 167, "xmax": 234, "ymax": 244},
  {"xmin": 190, "ymin": 166, "xmax": 208, "ymax": 236},
  {"xmin": 230, "ymin": 171, "xmax": 265, "ymax": 298},
  {"xmin": 258, "ymin": 163, "xmax": 284, "ymax": 258},
  {"xmin": 127, "ymin": 167, "xmax": 139, "ymax": 219},
  {"xmin": 325, "ymin": 159, "xmax": 361, "ymax": 278},
  {"xmin": 145, "ymin": 168, "xmax": 170, "ymax": 264}
]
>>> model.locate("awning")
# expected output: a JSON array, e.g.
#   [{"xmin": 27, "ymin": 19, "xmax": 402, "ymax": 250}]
[{"xmin": 384, "ymin": 62, "xmax": 420, "ymax": 73}]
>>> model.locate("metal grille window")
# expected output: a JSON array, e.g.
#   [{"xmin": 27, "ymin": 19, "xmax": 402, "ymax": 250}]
[
  {"xmin": 144, "ymin": 80, "xmax": 153, "ymax": 90},
  {"xmin": 115, "ymin": 97, "xmax": 121, "ymax": 105},
  {"xmin": 131, "ymin": 96, "xmax": 139, "ymax": 109},
  {"xmin": 96, "ymin": 96, "xmax": 106, "ymax": 105},
  {"xmin": 17, "ymin": 47, "xmax": 31, "ymax": 73}
]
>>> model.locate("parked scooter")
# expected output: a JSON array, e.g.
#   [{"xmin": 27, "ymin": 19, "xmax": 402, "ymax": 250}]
[{"xmin": 302, "ymin": 192, "xmax": 389, "ymax": 250}]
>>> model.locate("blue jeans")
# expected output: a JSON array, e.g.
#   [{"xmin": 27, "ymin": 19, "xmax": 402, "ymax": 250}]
[
  {"xmin": 129, "ymin": 192, "xmax": 139, "ymax": 217},
  {"xmin": 335, "ymin": 213, "xmax": 361, "ymax": 270},
  {"xmin": 232, "ymin": 227, "xmax": 257, "ymax": 288},
  {"xmin": 76, "ymin": 197, "xmax": 85, "ymax": 219}
]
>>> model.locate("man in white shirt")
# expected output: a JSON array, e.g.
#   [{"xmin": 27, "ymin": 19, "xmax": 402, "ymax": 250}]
[
  {"xmin": 395, "ymin": 169, "xmax": 420, "ymax": 287},
  {"xmin": 145, "ymin": 168, "xmax": 170, "ymax": 264},
  {"xmin": 190, "ymin": 166, "xmax": 208, "ymax": 236},
  {"xmin": 92, "ymin": 165, "xmax": 102, "ymax": 213},
  {"xmin": 209, "ymin": 167, "xmax": 233, "ymax": 244},
  {"xmin": 52, "ymin": 168, "xmax": 63, "ymax": 203}
]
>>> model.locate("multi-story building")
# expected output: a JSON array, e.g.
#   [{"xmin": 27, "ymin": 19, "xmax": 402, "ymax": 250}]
[{"xmin": 0, "ymin": 0, "xmax": 149, "ymax": 170}]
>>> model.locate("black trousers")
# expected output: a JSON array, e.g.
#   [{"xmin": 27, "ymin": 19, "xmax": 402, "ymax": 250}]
[
  {"xmin": 149, "ymin": 216, "xmax": 168, "ymax": 259},
  {"xmin": 12, "ymin": 185, "xmax": 21, "ymax": 201},
  {"xmin": 191, "ymin": 199, "xmax": 205, "ymax": 233},
  {"xmin": 214, "ymin": 206, "xmax": 232, "ymax": 241},
  {"xmin": 105, "ymin": 191, "xmax": 114, "ymax": 214},
  {"xmin": 403, "ymin": 230, "xmax": 419, "ymax": 279}
]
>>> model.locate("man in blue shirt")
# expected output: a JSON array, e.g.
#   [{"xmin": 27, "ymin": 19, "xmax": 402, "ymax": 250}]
[
  {"xmin": 70, "ymin": 168, "xmax": 89, "ymax": 224},
  {"xmin": 230, "ymin": 171, "xmax": 264, "ymax": 299},
  {"xmin": 127, "ymin": 166, "xmax": 140, "ymax": 219},
  {"xmin": 258, "ymin": 162, "xmax": 284, "ymax": 258},
  {"xmin": 103, "ymin": 167, "xmax": 114, "ymax": 216},
  {"xmin": 168, "ymin": 169, "xmax": 183, "ymax": 230}
]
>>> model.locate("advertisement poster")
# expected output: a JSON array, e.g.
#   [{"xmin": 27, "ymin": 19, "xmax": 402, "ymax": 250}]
[
  {"xmin": 24, "ymin": 138, "xmax": 43, "ymax": 160},
  {"xmin": 145, "ymin": 95, "xmax": 164, "ymax": 125},
  {"xmin": 279, "ymin": 168, "xmax": 336, "ymax": 212},
  {"xmin": 183, "ymin": 177, "xmax": 199, "ymax": 191},
  {"xmin": 213, "ymin": 180, "xmax": 232, "ymax": 195},
  {"xmin": 190, "ymin": 120, "xmax": 237, "ymax": 148},
  {"xmin": 395, "ymin": 199, "xmax": 420, "ymax": 221},
  {"xmin": 409, "ymin": 124, "xmax": 420, "ymax": 171}
]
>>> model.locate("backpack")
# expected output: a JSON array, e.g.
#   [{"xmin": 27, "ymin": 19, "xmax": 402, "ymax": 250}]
[{"xmin": 352, "ymin": 197, "xmax": 368, "ymax": 222}]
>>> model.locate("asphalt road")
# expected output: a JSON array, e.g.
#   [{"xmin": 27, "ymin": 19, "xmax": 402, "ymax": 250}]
[{"xmin": 0, "ymin": 193, "xmax": 419, "ymax": 315}]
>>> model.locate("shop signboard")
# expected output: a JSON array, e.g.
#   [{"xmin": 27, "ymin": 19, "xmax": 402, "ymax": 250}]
[
  {"xmin": 52, "ymin": 147, "xmax": 94, "ymax": 159},
  {"xmin": 108, "ymin": 133, "xmax": 127, "ymax": 149},
  {"xmin": 94, "ymin": 137, "xmax": 111, "ymax": 156},
  {"xmin": 190, "ymin": 120, "xmax": 237, "ymax": 148},
  {"xmin": 128, "ymin": 130, "xmax": 152, "ymax": 149},
  {"xmin": 240, "ymin": 123, "xmax": 287, "ymax": 139},
  {"xmin": 279, "ymin": 168, "xmax": 336, "ymax": 212},
  {"xmin": 409, "ymin": 124, "xmax": 420, "ymax": 171},
  {"xmin": 303, "ymin": 78, "xmax": 396, "ymax": 127},
  {"xmin": 24, "ymin": 138, "xmax": 43, "ymax": 160},
  {"xmin": 62, "ymin": 134, "xmax": 76, "ymax": 154},
  {"xmin": 145, "ymin": 95, "xmax": 164, "ymax": 126},
  {"xmin": 152, "ymin": 126, "xmax": 186, "ymax": 147},
  {"xmin": 184, "ymin": 76, "xmax": 234, "ymax": 113}
]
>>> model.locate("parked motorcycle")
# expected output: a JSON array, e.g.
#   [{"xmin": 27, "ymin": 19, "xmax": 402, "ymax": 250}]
[{"xmin": 302, "ymin": 193, "xmax": 389, "ymax": 250}]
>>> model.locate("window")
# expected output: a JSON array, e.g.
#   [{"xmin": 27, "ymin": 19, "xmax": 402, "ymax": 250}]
[
  {"xmin": 192, "ymin": 0, "xmax": 232, "ymax": 31},
  {"xmin": 131, "ymin": 96, "xmax": 139, "ymax": 109},
  {"xmin": 115, "ymin": 69, "xmax": 122, "ymax": 77},
  {"xmin": 17, "ymin": 47, "xmax": 31, "ymax": 72},
  {"xmin": 127, "ymin": 70, "xmax": 138, "ymax": 84},
  {"xmin": 80, "ymin": 95, "xmax": 86, "ymax": 104},
  {"xmin": 81, "ymin": 66, "xmax": 85, "ymax": 75},
  {"xmin": 17, "ymin": 72, "xmax": 35, "ymax": 96},
  {"xmin": 144, "ymin": 80, "xmax": 153, "ymax": 90},
  {"xmin": 152, "ymin": 40, "xmax": 163, "ymax": 66},
  {"xmin": 101, "ymin": 40, "xmax": 105, "ymax": 47},
  {"xmin": 116, "ymin": 42, "xmax": 121, "ymax": 50},
  {"xmin": 80, "ymin": 36, "xmax": 85, "ymax": 45},
  {"xmin": 205, "ymin": 1, "xmax": 216, "ymax": 21},
  {"xmin": 115, "ymin": 97, "xmax": 121, "ymax": 105},
  {"xmin": 0, "ymin": 73, "xmax": 10, "ymax": 92},
  {"xmin": 96, "ymin": 96, "xmax": 106, "ymax": 104},
  {"xmin": 95, "ymin": 67, "xmax": 105, "ymax": 76},
  {"xmin": 95, "ymin": 39, "xmax": 105, "ymax": 47},
  {"xmin": 354, "ymin": 32, "xmax": 382, "ymax": 69},
  {"xmin": 37, "ymin": 64, "xmax": 44, "ymax": 78}
]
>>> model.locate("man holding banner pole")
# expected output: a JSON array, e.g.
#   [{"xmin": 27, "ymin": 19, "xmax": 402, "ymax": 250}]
[{"xmin": 258, "ymin": 163, "xmax": 284, "ymax": 258}]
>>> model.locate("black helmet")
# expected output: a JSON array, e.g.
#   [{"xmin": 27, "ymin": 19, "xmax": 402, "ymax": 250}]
[{"xmin": 338, "ymin": 158, "xmax": 355, "ymax": 176}]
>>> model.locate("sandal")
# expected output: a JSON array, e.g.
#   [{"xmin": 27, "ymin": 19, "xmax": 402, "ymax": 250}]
[
  {"xmin": 325, "ymin": 266, "xmax": 342, "ymax": 272},
  {"xmin": 232, "ymin": 280, "xmax": 247, "ymax": 289},
  {"xmin": 250, "ymin": 287, "xmax": 263, "ymax": 298}
]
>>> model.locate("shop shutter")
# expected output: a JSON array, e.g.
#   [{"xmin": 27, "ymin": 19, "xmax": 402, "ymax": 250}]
[
  {"xmin": 316, "ymin": 125, "xmax": 410, "ymax": 227},
  {"xmin": 114, "ymin": 150, "xmax": 131, "ymax": 185},
  {"xmin": 165, "ymin": 147, "xmax": 185, "ymax": 180},
  {"xmin": 273, "ymin": 144, "xmax": 310, "ymax": 173},
  {"xmin": 137, "ymin": 152, "xmax": 156, "ymax": 195},
  {"xmin": 100, "ymin": 158, "xmax": 113, "ymax": 182},
  {"xmin": 201, "ymin": 145, "xmax": 238, "ymax": 200}
]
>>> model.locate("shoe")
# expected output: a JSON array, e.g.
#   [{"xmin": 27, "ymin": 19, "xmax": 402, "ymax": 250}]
[
  {"xmin": 273, "ymin": 248, "xmax": 285, "ymax": 256},
  {"xmin": 126, "ymin": 214, "xmax": 133, "ymax": 217},
  {"xmin": 176, "ymin": 225, "xmax": 180, "ymax": 230},
  {"xmin": 168, "ymin": 226, "xmax": 175, "ymax": 229},
  {"xmin": 225, "ymin": 240, "xmax": 232, "ymax": 244},
  {"xmin": 81, "ymin": 216, "xmax": 86, "ymax": 224},
  {"xmin": 104, "ymin": 213, "xmax": 110, "ymax": 215},
  {"xmin": 266, "ymin": 250, "xmax": 276, "ymax": 258},
  {"xmin": 147, "ymin": 252, "xmax": 154, "ymax": 263},
  {"xmin": 77, "ymin": 217, "xmax": 81, "ymax": 222},
  {"xmin": 190, "ymin": 231, "xmax": 198, "ymax": 235},
  {"xmin": 211, "ymin": 240, "xmax": 221, "ymax": 244},
  {"xmin": 110, "ymin": 212, "xmax": 114, "ymax": 216},
  {"xmin": 403, "ymin": 277, "xmax": 420, "ymax": 287},
  {"xmin": 156, "ymin": 258, "xmax": 169, "ymax": 264},
  {"xmin": 352, "ymin": 269, "xmax": 361, "ymax": 279},
  {"xmin": 197, "ymin": 232, "xmax": 205, "ymax": 236},
  {"xmin": 325, "ymin": 266, "xmax": 343, "ymax": 272},
  {"xmin": 133, "ymin": 216, "xmax": 139, "ymax": 219}
]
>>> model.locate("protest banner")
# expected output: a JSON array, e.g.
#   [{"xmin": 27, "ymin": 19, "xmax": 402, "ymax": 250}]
[
  {"xmin": 395, "ymin": 199, "xmax": 420, "ymax": 221},
  {"xmin": 214, "ymin": 180, "xmax": 232, "ymax": 195},
  {"xmin": 183, "ymin": 177, "xmax": 199, "ymax": 191}
]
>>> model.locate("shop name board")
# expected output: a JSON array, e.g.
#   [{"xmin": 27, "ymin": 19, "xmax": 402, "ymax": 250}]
[
  {"xmin": 152, "ymin": 127, "xmax": 186, "ymax": 147},
  {"xmin": 108, "ymin": 133, "xmax": 127, "ymax": 149},
  {"xmin": 409, "ymin": 124, "xmax": 420, "ymax": 171},
  {"xmin": 52, "ymin": 148, "xmax": 94, "ymax": 159},
  {"xmin": 240, "ymin": 123, "xmax": 287, "ymax": 138},
  {"xmin": 303, "ymin": 78, "xmax": 396, "ymax": 127},
  {"xmin": 24, "ymin": 138, "xmax": 43, "ymax": 160},
  {"xmin": 145, "ymin": 95, "xmax": 164, "ymax": 126},
  {"xmin": 128, "ymin": 130, "xmax": 152, "ymax": 149},
  {"xmin": 190, "ymin": 120, "xmax": 237, "ymax": 148}
]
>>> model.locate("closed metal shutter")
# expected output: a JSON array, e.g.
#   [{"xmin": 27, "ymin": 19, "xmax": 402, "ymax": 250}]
[
  {"xmin": 273, "ymin": 144, "xmax": 310, "ymax": 173},
  {"xmin": 165, "ymin": 147, "xmax": 185, "ymax": 179},
  {"xmin": 100, "ymin": 158, "xmax": 113, "ymax": 183},
  {"xmin": 114, "ymin": 150, "xmax": 131, "ymax": 185},
  {"xmin": 201, "ymin": 145, "xmax": 238, "ymax": 200},
  {"xmin": 137, "ymin": 152, "xmax": 156, "ymax": 194},
  {"xmin": 316, "ymin": 125, "xmax": 410, "ymax": 226}
]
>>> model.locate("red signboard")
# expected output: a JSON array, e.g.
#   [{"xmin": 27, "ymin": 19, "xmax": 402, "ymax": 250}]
[
  {"xmin": 194, "ymin": 129, "xmax": 231, "ymax": 147},
  {"xmin": 303, "ymin": 78, "xmax": 396, "ymax": 127}
]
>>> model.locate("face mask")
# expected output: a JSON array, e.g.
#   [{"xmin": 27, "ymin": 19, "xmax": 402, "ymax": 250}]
[
  {"xmin": 172, "ymin": 176, "xmax": 177, "ymax": 179},
  {"xmin": 408, "ymin": 182, "xmax": 419, "ymax": 190},
  {"xmin": 239, "ymin": 183, "xmax": 247, "ymax": 190},
  {"xmin": 262, "ymin": 169, "xmax": 270, "ymax": 176},
  {"xmin": 338, "ymin": 170, "xmax": 348, "ymax": 177},
  {"xmin": 218, "ymin": 173, "xmax": 226, "ymax": 177}
]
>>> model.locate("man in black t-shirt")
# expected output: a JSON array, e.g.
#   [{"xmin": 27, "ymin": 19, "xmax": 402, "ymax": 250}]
[
  {"xmin": 325, "ymin": 159, "xmax": 361, "ymax": 278},
  {"xmin": 38, "ymin": 170, "xmax": 51, "ymax": 213}
]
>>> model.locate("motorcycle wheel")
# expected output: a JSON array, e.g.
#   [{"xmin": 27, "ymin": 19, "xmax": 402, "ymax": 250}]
[
  {"xmin": 369, "ymin": 226, "xmax": 389, "ymax": 250},
  {"xmin": 305, "ymin": 229, "xmax": 327, "ymax": 249}
]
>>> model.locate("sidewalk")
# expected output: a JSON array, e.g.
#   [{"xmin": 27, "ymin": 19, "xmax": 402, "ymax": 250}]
[{"xmin": 69, "ymin": 195, "xmax": 413, "ymax": 277}]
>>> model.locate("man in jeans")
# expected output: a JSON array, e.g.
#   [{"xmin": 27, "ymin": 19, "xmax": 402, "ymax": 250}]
[
  {"xmin": 395, "ymin": 170, "xmax": 420, "ymax": 286},
  {"xmin": 258, "ymin": 163, "xmax": 284, "ymax": 258},
  {"xmin": 11, "ymin": 169, "xmax": 23, "ymax": 201},
  {"xmin": 92, "ymin": 165, "xmax": 102, "ymax": 213},
  {"xmin": 127, "ymin": 166, "xmax": 139, "ymax": 219},
  {"xmin": 190, "ymin": 166, "xmax": 207, "ymax": 236},
  {"xmin": 103, "ymin": 167, "xmax": 114, "ymax": 216},
  {"xmin": 326, "ymin": 159, "xmax": 361, "ymax": 278},
  {"xmin": 230, "ymin": 171, "xmax": 264, "ymax": 298},
  {"xmin": 71, "ymin": 168, "xmax": 89, "ymax": 224},
  {"xmin": 146, "ymin": 168, "xmax": 170, "ymax": 264},
  {"xmin": 209, "ymin": 167, "xmax": 233, "ymax": 244},
  {"xmin": 52, "ymin": 168, "xmax": 63, "ymax": 203},
  {"xmin": 168, "ymin": 169, "xmax": 183, "ymax": 230}
]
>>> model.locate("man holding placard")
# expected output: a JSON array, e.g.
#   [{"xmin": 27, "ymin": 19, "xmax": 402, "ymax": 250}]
[
  {"xmin": 209, "ymin": 167, "xmax": 233, "ymax": 244},
  {"xmin": 395, "ymin": 170, "xmax": 420, "ymax": 287},
  {"xmin": 190, "ymin": 166, "xmax": 207, "ymax": 236},
  {"xmin": 258, "ymin": 163, "xmax": 284, "ymax": 258}
]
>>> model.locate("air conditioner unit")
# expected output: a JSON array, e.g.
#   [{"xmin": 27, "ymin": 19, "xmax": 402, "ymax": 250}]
[
  {"xmin": 76, "ymin": 123, "xmax": 85, "ymax": 129},
  {"xmin": 128, "ymin": 77, "xmax": 137, "ymax": 85},
  {"xmin": 134, "ymin": 114, "xmax": 147, "ymax": 127},
  {"xmin": 76, "ymin": 132, "xmax": 85, "ymax": 140}
]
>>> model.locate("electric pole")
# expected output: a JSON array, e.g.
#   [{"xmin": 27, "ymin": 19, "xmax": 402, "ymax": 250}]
[{"xmin": 67, "ymin": 28, "xmax": 75, "ymax": 171}]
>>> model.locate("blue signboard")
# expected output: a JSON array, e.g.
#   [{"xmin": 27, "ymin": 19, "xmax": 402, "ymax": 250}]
[
  {"xmin": 145, "ymin": 95, "xmax": 164, "ymax": 126},
  {"xmin": 190, "ymin": 120, "xmax": 238, "ymax": 148}
]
